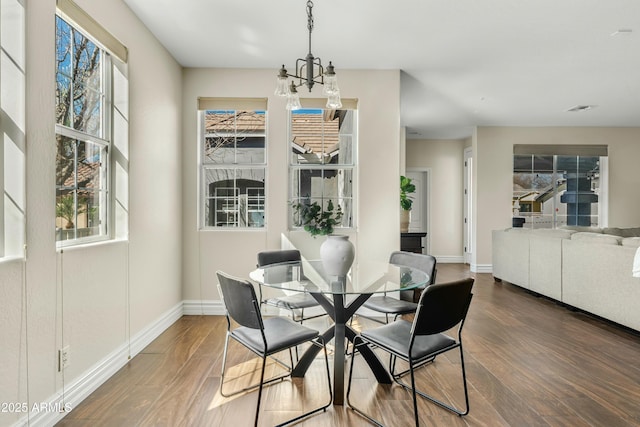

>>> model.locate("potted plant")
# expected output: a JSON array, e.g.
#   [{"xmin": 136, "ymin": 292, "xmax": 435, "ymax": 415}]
[
  {"xmin": 291, "ymin": 198, "xmax": 353, "ymax": 276},
  {"xmin": 291, "ymin": 198, "xmax": 343, "ymax": 237},
  {"xmin": 400, "ymin": 175, "xmax": 416, "ymax": 232}
]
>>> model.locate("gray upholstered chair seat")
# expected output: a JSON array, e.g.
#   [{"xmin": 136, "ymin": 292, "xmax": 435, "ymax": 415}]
[
  {"xmin": 360, "ymin": 319, "xmax": 456, "ymax": 361},
  {"xmin": 232, "ymin": 317, "xmax": 320, "ymax": 355},
  {"xmin": 266, "ymin": 293, "xmax": 319, "ymax": 310},
  {"xmin": 362, "ymin": 296, "xmax": 418, "ymax": 315}
]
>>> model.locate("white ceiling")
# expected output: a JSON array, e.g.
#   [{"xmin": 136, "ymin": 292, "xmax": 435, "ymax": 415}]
[{"xmin": 123, "ymin": 0, "xmax": 640, "ymax": 140}]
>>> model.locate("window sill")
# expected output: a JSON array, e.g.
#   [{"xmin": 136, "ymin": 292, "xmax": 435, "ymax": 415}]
[{"xmin": 56, "ymin": 237, "xmax": 128, "ymax": 253}]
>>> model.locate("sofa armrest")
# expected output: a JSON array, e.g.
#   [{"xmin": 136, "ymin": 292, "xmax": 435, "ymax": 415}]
[{"xmin": 492, "ymin": 229, "xmax": 530, "ymax": 288}]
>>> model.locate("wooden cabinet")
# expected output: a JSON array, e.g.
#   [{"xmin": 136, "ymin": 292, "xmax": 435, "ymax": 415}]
[{"xmin": 400, "ymin": 232, "xmax": 427, "ymax": 254}]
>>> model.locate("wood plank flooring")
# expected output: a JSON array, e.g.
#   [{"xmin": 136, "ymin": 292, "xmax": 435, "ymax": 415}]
[{"xmin": 56, "ymin": 264, "xmax": 640, "ymax": 426}]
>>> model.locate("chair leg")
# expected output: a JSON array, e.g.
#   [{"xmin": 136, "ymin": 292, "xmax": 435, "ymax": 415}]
[
  {"xmin": 219, "ymin": 332, "xmax": 232, "ymax": 397},
  {"xmin": 291, "ymin": 308, "xmax": 303, "ymax": 361},
  {"xmin": 409, "ymin": 358, "xmax": 420, "ymax": 427},
  {"xmin": 288, "ymin": 348, "xmax": 294, "ymax": 369},
  {"xmin": 321, "ymin": 337, "xmax": 333, "ymax": 405},
  {"xmin": 253, "ymin": 355, "xmax": 267, "ymax": 427},
  {"xmin": 274, "ymin": 337, "xmax": 333, "ymax": 427},
  {"xmin": 220, "ymin": 336, "xmax": 290, "ymax": 399},
  {"xmin": 393, "ymin": 345, "xmax": 469, "ymax": 416},
  {"xmin": 346, "ymin": 337, "xmax": 385, "ymax": 427},
  {"xmin": 389, "ymin": 354, "xmax": 396, "ymax": 376},
  {"xmin": 458, "ymin": 344, "xmax": 470, "ymax": 415},
  {"xmin": 391, "ymin": 355, "xmax": 436, "ymax": 380}
]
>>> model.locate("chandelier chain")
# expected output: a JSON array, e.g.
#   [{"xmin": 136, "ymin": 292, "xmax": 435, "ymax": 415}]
[{"xmin": 307, "ymin": 1, "xmax": 314, "ymax": 54}]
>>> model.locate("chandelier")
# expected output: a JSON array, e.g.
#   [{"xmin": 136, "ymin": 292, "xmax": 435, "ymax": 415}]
[{"xmin": 274, "ymin": 0, "xmax": 341, "ymax": 110}]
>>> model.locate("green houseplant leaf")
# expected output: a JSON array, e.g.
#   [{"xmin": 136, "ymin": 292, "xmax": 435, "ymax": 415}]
[
  {"xmin": 400, "ymin": 175, "xmax": 416, "ymax": 211},
  {"xmin": 291, "ymin": 198, "xmax": 344, "ymax": 237}
]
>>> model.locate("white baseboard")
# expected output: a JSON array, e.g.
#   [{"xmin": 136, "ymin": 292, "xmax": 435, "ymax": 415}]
[
  {"xmin": 431, "ymin": 256, "xmax": 492, "ymax": 273},
  {"xmin": 434, "ymin": 255, "xmax": 465, "ymax": 263},
  {"xmin": 183, "ymin": 299, "xmax": 226, "ymax": 315},
  {"xmin": 471, "ymin": 264, "xmax": 493, "ymax": 274},
  {"xmin": 14, "ymin": 302, "xmax": 183, "ymax": 427}
]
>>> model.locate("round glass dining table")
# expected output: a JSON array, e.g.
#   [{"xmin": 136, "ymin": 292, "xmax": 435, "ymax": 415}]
[{"xmin": 249, "ymin": 258, "xmax": 430, "ymax": 405}]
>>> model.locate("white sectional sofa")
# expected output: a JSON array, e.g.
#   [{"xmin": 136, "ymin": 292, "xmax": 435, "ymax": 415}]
[{"xmin": 492, "ymin": 226, "xmax": 640, "ymax": 331}]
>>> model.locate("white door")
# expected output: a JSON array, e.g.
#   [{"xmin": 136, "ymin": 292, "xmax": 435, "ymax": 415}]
[{"xmin": 406, "ymin": 170, "xmax": 429, "ymax": 252}]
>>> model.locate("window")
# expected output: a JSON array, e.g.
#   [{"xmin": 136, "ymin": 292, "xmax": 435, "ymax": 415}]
[
  {"xmin": 289, "ymin": 105, "xmax": 357, "ymax": 230},
  {"xmin": 199, "ymin": 99, "xmax": 267, "ymax": 228},
  {"xmin": 55, "ymin": 0, "xmax": 129, "ymax": 245},
  {"xmin": 512, "ymin": 145, "xmax": 608, "ymax": 229},
  {"xmin": 55, "ymin": 14, "xmax": 110, "ymax": 243}
]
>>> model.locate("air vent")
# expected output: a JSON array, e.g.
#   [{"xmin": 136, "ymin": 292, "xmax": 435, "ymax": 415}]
[
  {"xmin": 567, "ymin": 105, "xmax": 596, "ymax": 112},
  {"xmin": 611, "ymin": 29, "xmax": 633, "ymax": 36}
]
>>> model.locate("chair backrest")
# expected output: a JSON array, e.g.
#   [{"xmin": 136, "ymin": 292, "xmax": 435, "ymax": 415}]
[
  {"xmin": 411, "ymin": 277, "xmax": 474, "ymax": 337},
  {"xmin": 257, "ymin": 249, "xmax": 304, "ymax": 284},
  {"xmin": 257, "ymin": 249, "xmax": 301, "ymax": 267},
  {"xmin": 217, "ymin": 270, "xmax": 263, "ymax": 330},
  {"xmin": 389, "ymin": 251, "xmax": 437, "ymax": 301}
]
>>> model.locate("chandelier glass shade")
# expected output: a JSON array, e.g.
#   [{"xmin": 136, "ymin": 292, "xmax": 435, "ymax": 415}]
[{"xmin": 275, "ymin": 0, "xmax": 341, "ymax": 110}]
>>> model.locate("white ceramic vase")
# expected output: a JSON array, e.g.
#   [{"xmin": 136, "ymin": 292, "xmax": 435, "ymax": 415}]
[{"xmin": 320, "ymin": 234, "xmax": 355, "ymax": 276}]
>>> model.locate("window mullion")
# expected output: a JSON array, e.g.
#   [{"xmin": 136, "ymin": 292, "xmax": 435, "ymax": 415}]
[
  {"xmin": 73, "ymin": 140, "xmax": 79, "ymax": 240},
  {"xmin": 69, "ymin": 27, "xmax": 75, "ymax": 128}
]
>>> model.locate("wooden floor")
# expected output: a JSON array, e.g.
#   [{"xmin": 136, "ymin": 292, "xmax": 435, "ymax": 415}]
[{"xmin": 56, "ymin": 264, "xmax": 640, "ymax": 427}]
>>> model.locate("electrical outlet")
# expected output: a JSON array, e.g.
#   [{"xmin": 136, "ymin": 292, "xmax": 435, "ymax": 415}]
[{"xmin": 58, "ymin": 346, "xmax": 70, "ymax": 371}]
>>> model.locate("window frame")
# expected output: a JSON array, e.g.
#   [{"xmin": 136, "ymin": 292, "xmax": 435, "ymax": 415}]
[
  {"xmin": 288, "ymin": 105, "xmax": 357, "ymax": 232},
  {"xmin": 512, "ymin": 148, "xmax": 608, "ymax": 229},
  {"xmin": 198, "ymin": 106, "xmax": 268, "ymax": 230},
  {"xmin": 55, "ymin": 12, "xmax": 113, "ymax": 247}
]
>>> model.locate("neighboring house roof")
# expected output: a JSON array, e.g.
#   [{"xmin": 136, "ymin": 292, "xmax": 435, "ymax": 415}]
[
  {"xmin": 60, "ymin": 161, "xmax": 99, "ymax": 191},
  {"xmin": 290, "ymin": 111, "xmax": 339, "ymax": 158},
  {"xmin": 204, "ymin": 110, "xmax": 341, "ymax": 159}
]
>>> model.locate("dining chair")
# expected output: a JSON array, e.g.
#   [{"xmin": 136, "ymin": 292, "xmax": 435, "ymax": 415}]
[
  {"xmin": 347, "ymin": 277, "xmax": 474, "ymax": 427},
  {"xmin": 359, "ymin": 251, "xmax": 437, "ymax": 324},
  {"xmin": 217, "ymin": 270, "xmax": 332, "ymax": 427},
  {"xmin": 256, "ymin": 249, "xmax": 326, "ymax": 323}
]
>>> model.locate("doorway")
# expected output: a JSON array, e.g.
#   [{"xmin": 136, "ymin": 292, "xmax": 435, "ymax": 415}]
[
  {"xmin": 463, "ymin": 147, "xmax": 473, "ymax": 265},
  {"xmin": 406, "ymin": 169, "xmax": 430, "ymax": 254}
]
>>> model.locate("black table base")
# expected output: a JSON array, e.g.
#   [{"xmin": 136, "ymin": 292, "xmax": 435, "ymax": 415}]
[{"xmin": 291, "ymin": 292, "xmax": 392, "ymax": 405}]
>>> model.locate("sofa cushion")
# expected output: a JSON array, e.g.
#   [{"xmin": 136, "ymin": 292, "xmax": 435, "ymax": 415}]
[
  {"xmin": 530, "ymin": 229, "xmax": 575, "ymax": 239},
  {"xmin": 560, "ymin": 225, "xmax": 603, "ymax": 233},
  {"xmin": 622, "ymin": 237, "xmax": 640, "ymax": 248},
  {"xmin": 505, "ymin": 227, "xmax": 531, "ymax": 233},
  {"xmin": 570, "ymin": 232, "xmax": 622, "ymax": 245}
]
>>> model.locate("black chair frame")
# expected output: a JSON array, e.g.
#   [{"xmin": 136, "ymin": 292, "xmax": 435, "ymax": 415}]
[
  {"xmin": 217, "ymin": 271, "xmax": 332, "ymax": 427},
  {"xmin": 347, "ymin": 278, "xmax": 474, "ymax": 427}
]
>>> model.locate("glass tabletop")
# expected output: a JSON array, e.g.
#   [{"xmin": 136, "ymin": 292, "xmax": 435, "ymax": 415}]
[{"xmin": 249, "ymin": 259, "xmax": 430, "ymax": 295}]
